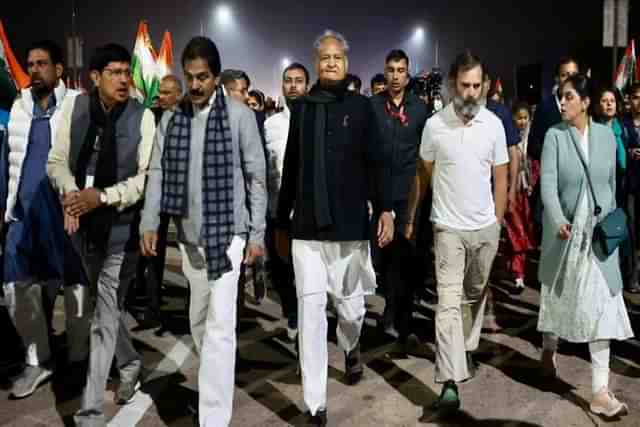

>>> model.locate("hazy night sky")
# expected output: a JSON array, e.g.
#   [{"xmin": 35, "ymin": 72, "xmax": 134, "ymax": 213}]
[{"xmin": 3, "ymin": 1, "xmax": 637, "ymax": 99}]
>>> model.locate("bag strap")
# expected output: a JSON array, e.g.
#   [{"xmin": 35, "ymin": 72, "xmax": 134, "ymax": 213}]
[{"xmin": 568, "ymin": 127, "xmax": 603, "ymax": 217}]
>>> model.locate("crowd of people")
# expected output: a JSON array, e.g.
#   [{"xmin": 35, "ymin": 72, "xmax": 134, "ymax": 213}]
[{"xmin": 0, "ymin": 28, "xmax": 638, "ymax": 427}]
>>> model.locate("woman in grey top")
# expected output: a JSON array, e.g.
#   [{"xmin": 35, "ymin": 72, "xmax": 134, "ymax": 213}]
[{"xmin": 538, "ymin": 74, "xmax": 633, "ymax": 418}]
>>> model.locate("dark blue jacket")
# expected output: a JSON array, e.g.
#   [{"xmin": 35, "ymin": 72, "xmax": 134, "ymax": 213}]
[
  {"xmin": 622, "ymin": 115, "xmax": 640, "ymax": 194},
  {"xmin": 486, "ymin": 100, "xmax": 520, "ymax": 147}
]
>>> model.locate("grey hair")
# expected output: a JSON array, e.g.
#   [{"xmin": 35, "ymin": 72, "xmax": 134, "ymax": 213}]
[
  {"xmin": 313, "ymin": 30, "xmax": 350, "ymax": 54},
  {"xmin": 220, "ymin": 69, "xmax": 251, "ymax": 88},
  {"xmin": 161, "ymin": 74, "xmax": 183, "ymax": 93}
]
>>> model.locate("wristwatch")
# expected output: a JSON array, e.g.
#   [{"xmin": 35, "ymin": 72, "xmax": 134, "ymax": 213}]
[{"xmin": 99, "ymin": 191, "xmax": 108, "ymax": 205}]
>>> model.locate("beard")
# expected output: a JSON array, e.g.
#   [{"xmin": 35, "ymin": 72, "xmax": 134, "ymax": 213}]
[
  {"xmin": 30, "ymin": 75, "xmax": 55, "ymax": 100},
  {"xmin": 452, "ymin": 94, "xmax": 481, "ymax": 120}
]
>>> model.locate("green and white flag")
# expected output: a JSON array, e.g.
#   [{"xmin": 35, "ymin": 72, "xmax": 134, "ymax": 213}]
[{"xmin": 131, "ymin": 21, "xmax": 159, "ymax": 107}]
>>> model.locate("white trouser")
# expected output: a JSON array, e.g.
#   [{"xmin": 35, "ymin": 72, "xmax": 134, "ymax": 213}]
[
  {"xmin": 3, "ymin": 281, "xmax": 89, "ymax": 366},
  {"xmin": 542, "ymin": 333, "xmax": 611, "ymax": 395},
  {"xmin": 292, "ymin": 240, "xmax": 370, "ymax": 415},
  {"xmin": 180, "ymin": 236, "xmax": 245, "ymax": 427}
]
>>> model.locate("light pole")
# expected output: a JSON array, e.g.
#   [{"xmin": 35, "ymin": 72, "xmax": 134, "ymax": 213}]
[{"xmin": 410, "ymin": 26, "xmax": 426, "ymax": 75}]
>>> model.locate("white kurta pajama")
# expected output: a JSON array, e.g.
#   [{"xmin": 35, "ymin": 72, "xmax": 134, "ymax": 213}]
[{"xmin": 292, "ymin": 239, "xmax": 377, "ymax": 415}]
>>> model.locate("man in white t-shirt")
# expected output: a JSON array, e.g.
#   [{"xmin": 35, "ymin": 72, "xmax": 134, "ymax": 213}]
[{"xmin": 409, "ymin": 51, "xmax": 508, "ymax": 420}]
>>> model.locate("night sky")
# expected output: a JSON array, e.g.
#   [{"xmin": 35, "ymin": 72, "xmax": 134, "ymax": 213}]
[{"xmin": 2, "ymin": 1, "xmax": 638, "ymax": 99}]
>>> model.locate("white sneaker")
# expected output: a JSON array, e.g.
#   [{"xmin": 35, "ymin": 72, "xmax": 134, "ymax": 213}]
[
  {"xmin": 590, "ymin": 387, "xmax": 629, "ymax": 418},
  {"xmin": 10, "ymin": 364, "xmax": 54, "ymax": 398}
]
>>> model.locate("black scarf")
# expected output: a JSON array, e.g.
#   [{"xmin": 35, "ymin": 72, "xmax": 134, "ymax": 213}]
[
  {"xmin": 75, "ymin": 90, "xmax": 126, "ymax": 247},
  {"xmin": 301, "ymin": 79, "xmax": 348, "ymax": 228}
]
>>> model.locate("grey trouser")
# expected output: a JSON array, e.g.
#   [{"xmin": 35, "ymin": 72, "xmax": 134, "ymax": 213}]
[
  {"xmin": 74, "ymin": 251, "xmax": 141, "ymax": 427},
  {"xmin": 433, "ymin": 222, "xmax": 500, "ymax": 383},
  {"xmin": 3, "ymin": 280, "xmax": 90, "ymax": 366}
]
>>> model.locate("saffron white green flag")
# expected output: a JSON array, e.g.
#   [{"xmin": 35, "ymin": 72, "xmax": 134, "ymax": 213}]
[
  {"xmin": 157, "ymin": 31, "xmax": 174, "ymax": 79},
  {"xmin": 614, "ymin": 39, "xmax": 638, "ymax": 92},
  {"xmin": 131, "ymin": 21, "xmax": 159, "ymax": 107}
]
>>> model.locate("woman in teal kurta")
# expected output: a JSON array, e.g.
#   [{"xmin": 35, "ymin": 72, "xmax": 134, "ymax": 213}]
[{"xmin": 538, "ymin": 74, "xmax": 633, "ymax": 418}]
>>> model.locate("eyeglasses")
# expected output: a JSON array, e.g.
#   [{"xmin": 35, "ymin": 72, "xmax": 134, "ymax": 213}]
[{"xmin": 103, "ymin": 68, "xmax": 131, "ymax": 79}]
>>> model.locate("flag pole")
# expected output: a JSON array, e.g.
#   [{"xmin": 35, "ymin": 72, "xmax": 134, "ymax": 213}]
[
  {"xmin": 71, "ymin": 0, "xmax": 77, "ymax": 87},
  {"xmin": 613, "ymin": 0, "xmax": 619, "ymax": 84}
]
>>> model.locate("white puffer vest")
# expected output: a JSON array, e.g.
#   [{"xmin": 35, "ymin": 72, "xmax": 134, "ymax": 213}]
[{"xmin": 5, "ymin": 82, "xmax": 79, "ymax": 222}]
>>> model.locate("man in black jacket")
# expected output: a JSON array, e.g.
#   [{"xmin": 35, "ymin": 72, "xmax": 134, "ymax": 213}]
[
  {"xmin": 527, "ymin": 57, "xmax": 578, "ymax": 226},
  {"xmin": 276, "ymin": 30, "xmax": 394, "ymax": 426},
  {"xmin": 370, "ymin": 49, "xmax": 428, "ymax": 350}
]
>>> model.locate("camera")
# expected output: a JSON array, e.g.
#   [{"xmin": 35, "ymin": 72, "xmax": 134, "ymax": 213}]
[{"xmin": 409, "ymin": 68, "xmax": 443, "ymax": 101}]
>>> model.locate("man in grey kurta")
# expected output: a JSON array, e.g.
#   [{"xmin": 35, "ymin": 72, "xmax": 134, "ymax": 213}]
[{"xmin": 140, "ymin": 37, "xmax": 266, "ymax": 427}]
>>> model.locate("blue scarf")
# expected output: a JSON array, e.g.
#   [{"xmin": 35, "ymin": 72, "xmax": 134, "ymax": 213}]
[{"xmin": 161, "ymin": 86, "xmax": 235, "ymax": 280}]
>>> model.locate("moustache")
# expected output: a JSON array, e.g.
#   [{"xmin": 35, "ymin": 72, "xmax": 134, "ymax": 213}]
[{"xmin": 190, "ymin": 90, "xmax": 204, "ymax": 97}]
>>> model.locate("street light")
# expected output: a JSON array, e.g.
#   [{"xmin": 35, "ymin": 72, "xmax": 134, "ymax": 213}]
[
  {"xmin": 412, "ymin": 27, "xmax": 425, "ymax": 43},
  {"xmin": 281, "ymin": 57, "xmax": 291, "ymax": 69},
  {"xmin": 214, "ymin": 4, "xmax": 233, "ymax": 28}
]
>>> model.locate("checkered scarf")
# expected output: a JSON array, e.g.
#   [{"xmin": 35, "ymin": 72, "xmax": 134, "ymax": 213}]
[{"xmin": 161, "ymin": 86, "xmax": 235, "ymax": 280}]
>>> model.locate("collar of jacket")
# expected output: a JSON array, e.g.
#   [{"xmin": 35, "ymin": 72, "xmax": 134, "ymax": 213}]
[{"xmin": 18, "ymin": 80, "xmax": 68, "ymax": 118}]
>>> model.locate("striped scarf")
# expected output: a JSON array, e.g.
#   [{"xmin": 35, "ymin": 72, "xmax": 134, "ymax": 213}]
[{"xmin": 161, "ymin": 86, "xmax": 234, "ymax": 280}]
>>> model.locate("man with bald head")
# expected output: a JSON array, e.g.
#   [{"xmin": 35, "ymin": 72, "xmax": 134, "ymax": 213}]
[
  {"xmin": 158, "ymin": 75, "xmax": 181, "ymax": 111},
  {"xmin": 276, "ymin": 30, "xmax": 394, "ymax": 426}
]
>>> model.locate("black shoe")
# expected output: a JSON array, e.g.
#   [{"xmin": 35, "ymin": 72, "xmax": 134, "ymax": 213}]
[
  {"xmin": 295, "ymin": 339, "xmax": 301, "ymax": 377},
  {"xmin": 187, "ymin": 395, "xmax": 199, "ymax": 426},
  {"xmin": 63, "ymin": 360, "xmax": 88, "ymax": 394},
  {"xmin": 303, "ymin": 409, "xmax": 327, "ymax": 426},
  {"xmin": 419, "ymin": 381, "xmax": 460, "ymax": 422},
  {"xmin": 625, "ymin": 281, "xmax": 640, "ymax": 294},
  {"xmin": 345, "ymin": 344, "xmax": 363, "ymax": 385}
]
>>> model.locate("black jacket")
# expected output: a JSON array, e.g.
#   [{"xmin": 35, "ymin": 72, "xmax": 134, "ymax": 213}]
[
  {"xmin": 527, "ymin": 94, "xmax": 562, "ymax": 161},
  {"xmin": 277, "ymin": 89, "xmax": 391, "ymax": 241},
  {"xmin": 370, "ymin": 92, "xmax": 428, "ymax": 221}
]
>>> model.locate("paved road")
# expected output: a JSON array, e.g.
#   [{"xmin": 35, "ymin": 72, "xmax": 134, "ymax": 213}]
[{"xmin": 1, "ymin": 249, "xmax": 639, "ymax": 427}]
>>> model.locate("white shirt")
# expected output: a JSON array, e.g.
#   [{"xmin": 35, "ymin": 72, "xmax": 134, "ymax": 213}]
[
  {"xmin": 420, "ymin": 103, "xmax": 509, "ymax": 230},
  {"xmin": 264, "ymin": 104, "xmax": 291, "ymax": 218}
]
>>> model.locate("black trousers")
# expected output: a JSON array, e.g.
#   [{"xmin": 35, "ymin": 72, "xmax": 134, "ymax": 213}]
[
  {"xmin": 134, "ymin": 214, "xmax": 170, "ymax": 316},
  {"xmin": 378, "ymin": 231, "xmax": 417, "ymax": 341},
  {"xmin": 373, "ymin": 203, "xmax": 417, "ymax": 342},
  {"xmin": 414, "ymin": 192, "xmax": 435, "ymax": 291},
  {"xmin": 265, "ymin": 218, "xmax": 297, "ymax": 321},
  {"xmin": 622, "ymin": 193, "xmax": 639, "ymax": 288}
]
